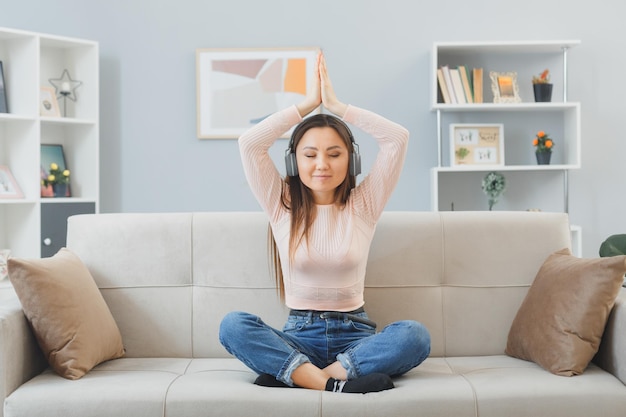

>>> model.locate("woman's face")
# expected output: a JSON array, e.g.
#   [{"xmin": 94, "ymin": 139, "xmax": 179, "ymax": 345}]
[{"xmin": 295, "ymin": 126, "xmax": 350, "ymax": 205}]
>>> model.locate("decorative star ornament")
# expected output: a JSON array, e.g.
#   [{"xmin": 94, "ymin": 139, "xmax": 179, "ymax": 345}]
[{"xmin": 49, "ymin": 69, "xmax": 82, "ymax": 101}]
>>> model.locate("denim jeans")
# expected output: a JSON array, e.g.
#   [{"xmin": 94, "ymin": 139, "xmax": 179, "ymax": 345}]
[{"xmin": 219, "ymin": 309, "xmax": 431, "ymax": 387}]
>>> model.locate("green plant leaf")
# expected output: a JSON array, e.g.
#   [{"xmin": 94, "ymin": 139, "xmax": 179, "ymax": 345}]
[{"xmin": 599, "ymin": 234, "xmax": 626, "ymax": 257}]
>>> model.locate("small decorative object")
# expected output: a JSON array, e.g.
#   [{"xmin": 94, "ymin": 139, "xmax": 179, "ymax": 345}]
[
  {"xmin": 481, "ymin": 171, "xmax": 506, "ymax": 211},
  {"xmin": 0, "ymin": 249, "xmax": 9, "ymax": 280},
  {"xmin": 533, "ymin": 130, "xmax": 553, "ymax": 165},
  {"xmin": 0, "ymin": 61, "xmax": 8, "ymax": 113},
  {"xmin": 49, "ymin": 69, "xmax": 82, "ymax": 117},
  {"xmin": 0, "ymin": 166, "xmax": 23, "ymax": 199},
  {"xmin": 40, "ymin": 144, "xmax": 71, "ymax": 197},
  {"xmin": 39, "ymin": 87, "xmax": 61, "ymax": 117},
  {"xmin": 41, "ymin": 162, "xmax": 70, "ymax": 198},
  {"xmin": 490, "ymin": 71, "xmax": 521, "ymax": 103},
  {"xmin": 450, "ymin": 124, "xmax": 504, "ymax": 167},
  {"xmin": 532, "ymin": 69, "xmax": 553, "ymax": 102}
]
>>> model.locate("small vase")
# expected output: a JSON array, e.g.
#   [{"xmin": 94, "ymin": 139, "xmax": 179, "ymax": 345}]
[
  {"xmin": 535, "ymin": 151, "xmax": 552, "ymax": 165},
  {"xmin": 52, "ymin": 183, "xmax": 68, "ymax": 198},
  {"xmin": 533, "ymin": 83, "xmax": 553, "ymax": 102}
]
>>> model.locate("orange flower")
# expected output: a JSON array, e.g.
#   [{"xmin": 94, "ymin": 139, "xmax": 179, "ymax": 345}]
[{"xmin": 532, "ymin": 130, "xmax": 554, "ymax": 153}]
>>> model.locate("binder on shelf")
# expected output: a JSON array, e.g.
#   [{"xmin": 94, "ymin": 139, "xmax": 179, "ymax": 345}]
[
  {"xmin": 458, "ymin": 65, "xmax": 473, "ymax": 103},
  {"xmin": 440, "ymin": 66, "xmax": 457, "ymax": 104},
  {"xmin": 437, "ymin": 68, "xmax": 451, "ymax": 104},
  {"xmin": 449, "ymin": 68, "xmax": 467, "ymax": 104},
  {"xmin": 473, "ymin": 68, "xmax": 483, "ymax": 103}
]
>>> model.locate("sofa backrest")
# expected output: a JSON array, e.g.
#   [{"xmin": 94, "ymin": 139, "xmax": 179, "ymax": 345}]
[{"xmin": 66, "ymin": 211, "xmax": 571, "ymax": 358}]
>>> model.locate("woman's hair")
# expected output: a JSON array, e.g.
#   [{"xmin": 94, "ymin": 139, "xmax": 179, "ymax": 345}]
[{"xmin": 269, "ymin": 114, "xmax": 357, "ymax": 300}]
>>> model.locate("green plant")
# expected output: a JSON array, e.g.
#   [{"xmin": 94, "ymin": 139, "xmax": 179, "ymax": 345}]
[
  {"xmin": 532, "ymin": 131, "xmax": 554, "ymax": 153},
  {"xmin": 600, "ymin": 234, "xmax": 626, "ymax": 283},
  {"xmin": 41, "ymin": 162, "xmax": 70, "ymax": 186},
  {"xmin": 481, "ymin": 171, "xmax": 506, "ymax": 211},
  {"xmin": 599, "ymin": 234, "xmax": 626, "ymax": 257},
  {"xmin": 455, "ymin": 147, "xmax": 470, "ymax": 161},
  {"xmin": 532, "ymin": 69, "xmax": 551, "ymax": 84}
]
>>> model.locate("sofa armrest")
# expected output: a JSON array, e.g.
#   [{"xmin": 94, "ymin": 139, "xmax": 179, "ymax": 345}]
[
  {"xmin": 0, "ymin": 297, "xmax": 46, "ymax": 412},
  {"xmin": 595, "ymin": 287, "xmax": 626, "ymax": 385}
]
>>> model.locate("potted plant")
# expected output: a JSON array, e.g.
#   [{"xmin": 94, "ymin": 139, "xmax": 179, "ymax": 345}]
[
  {"xmin": 532, "ymin": 69, "xmax": 553, "ymax": 102},
  {"xmin": 481, "ymin": 171, "xmax": 506, "ymax": 211},
  {"xmin": 41, "ymin": 162, "xmax": 70, "ymax": 197},
  {"xmin": 533, "ymin": 131, "xmax": 553, "ymax": 165}
]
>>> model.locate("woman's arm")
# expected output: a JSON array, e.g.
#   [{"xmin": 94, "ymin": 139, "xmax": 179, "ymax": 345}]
[{"xmin": 345, "ymin": 106, "xmax": 410, "ymax": 223}]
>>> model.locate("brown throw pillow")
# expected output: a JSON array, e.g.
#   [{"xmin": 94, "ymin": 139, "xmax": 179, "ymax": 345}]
[
  {"xmin": 506, "ymin": 248, "xmax": 626, "ymax": 376},
  {"xmin": 8, "ymin": 248, "xmax": 125, "ymax": 380}
]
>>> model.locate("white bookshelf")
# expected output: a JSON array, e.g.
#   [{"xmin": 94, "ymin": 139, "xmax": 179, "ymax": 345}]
[
  {"xmin": 0, "ymin": 27, "xmax": 99, "ymax": 258},
  {"xmin": 431, "ymin": 40, "xmax": 582, "ymax": 255}
]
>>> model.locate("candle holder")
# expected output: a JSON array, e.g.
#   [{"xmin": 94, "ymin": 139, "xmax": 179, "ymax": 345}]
[{"xmin": 49, "ymin": 69, "xmax": 82, "ymax": 117}]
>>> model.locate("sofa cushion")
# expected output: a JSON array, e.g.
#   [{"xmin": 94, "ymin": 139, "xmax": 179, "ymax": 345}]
[
  {"xmin": 8, "ymin": 248, "xmax": 125, "ymax": 380},
  {"xmin": 506, "ymin": 248, "xmax": 626, "ymax": 376}
]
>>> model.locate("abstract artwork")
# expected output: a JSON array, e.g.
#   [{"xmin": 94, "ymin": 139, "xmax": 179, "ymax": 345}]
[{"xmin": 196, "ymin": 48, "xmax": 319, "ymax": 138}]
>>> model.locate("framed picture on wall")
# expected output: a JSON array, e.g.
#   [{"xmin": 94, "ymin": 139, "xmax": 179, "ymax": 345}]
[
  {"xmin": 39, "ymin": 87, "xmax": 61, "ymax": 117},
  {"xmin": 40, "ymin": 144, "xmax": 71, "ymax": 197},
  {"xmin": 450, "ymin": 124, "xmax": 505, "ymax": 168},
  {"xmin": 196, "ymin": 47, "xmax": 320, "ymax": 138},
  {"xmin": 490, "ymin": 71, "xmax": 521, "ymax": 104},
  {"xmin": 0, "ymin": 61, "xmax": 8, "ymax": 113},
  {"xmin": 0, "ymin": 166, "xmax": 23, "ymax": 199}
]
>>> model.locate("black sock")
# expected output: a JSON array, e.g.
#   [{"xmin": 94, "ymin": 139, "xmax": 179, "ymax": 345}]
[
  {"xmin": 254, "ymin": 373, "xmax": 291, "ymax": 388},
  {"xmin": 325, "ymin": 373, "xmax": 394, "ymax": 394}
]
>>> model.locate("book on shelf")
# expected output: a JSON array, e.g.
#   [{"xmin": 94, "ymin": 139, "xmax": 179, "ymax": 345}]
[
  {"xmin": 458, "ymin": 65, "xmax": 473, "ymax": 103},
  {"xmin": 440, "ymin": 65, "xmax": 457, "ymax": 104},
  {"xmin": 437, "ymin": 68, "xmax": 452, "ymax": 104},
  {"xmin": 473, "ymin": 68, "xmax": 483, "ymax": 103},
  {"xmin": 449, "ymin": 68, "xmax": 467, "ymax": 104}
]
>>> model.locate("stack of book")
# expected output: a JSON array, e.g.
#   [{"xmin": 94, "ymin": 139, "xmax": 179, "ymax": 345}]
[{"xmin": 437, "ymin": 65, "xmax": 483, "ymax": 104}]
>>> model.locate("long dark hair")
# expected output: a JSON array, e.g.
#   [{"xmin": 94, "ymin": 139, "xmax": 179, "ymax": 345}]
[{"xmin": 269, "ymin": 114, "xmax": 357, "ymax": 300}]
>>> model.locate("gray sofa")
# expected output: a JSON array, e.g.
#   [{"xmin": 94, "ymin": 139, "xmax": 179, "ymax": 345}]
[{"xmin": 1, "ymin": 211, "xmax": 625, "ymax": 417}]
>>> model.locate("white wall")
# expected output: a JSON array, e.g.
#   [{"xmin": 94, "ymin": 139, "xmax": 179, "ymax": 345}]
[{"xmin": 1, "ymin": 0, "xmax": 624, "ymax": 257}]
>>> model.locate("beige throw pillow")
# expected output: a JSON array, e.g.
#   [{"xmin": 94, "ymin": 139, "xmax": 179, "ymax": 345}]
[
  {"xmin": 506, "ymin": 248, "xmax": 626, "ymax": 376},
  {"xmin": 8, "ymin": 248, "xmax": 125, "ymax": 380}
]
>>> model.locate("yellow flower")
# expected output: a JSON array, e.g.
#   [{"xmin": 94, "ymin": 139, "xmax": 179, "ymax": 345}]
[
  {"xmin": 50, "ymin": 162, "xmax": 58, "ymax": 170},
  {"xmin": 63, "ymin": 169, "xmax": 70, "ymax": 177},
  {"xmin": 47, "ymin": 174, "xmax": 56, "ymax": 182}
]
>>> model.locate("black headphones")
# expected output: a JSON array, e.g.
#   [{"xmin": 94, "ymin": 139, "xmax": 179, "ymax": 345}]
[{"xmin": 284, "ymin": 115, "xmax": 361, "ymax": 177}]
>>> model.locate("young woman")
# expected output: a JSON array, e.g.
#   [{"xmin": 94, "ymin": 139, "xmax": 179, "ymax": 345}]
[{"xmin": 219, "ymin": 53, "xmax": 430, "ymax": 394}]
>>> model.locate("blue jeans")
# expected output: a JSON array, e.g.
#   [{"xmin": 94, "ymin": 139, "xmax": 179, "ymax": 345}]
[{"xmin": 219, "ymin": 309, "xmax": 431, "ymax": 387}]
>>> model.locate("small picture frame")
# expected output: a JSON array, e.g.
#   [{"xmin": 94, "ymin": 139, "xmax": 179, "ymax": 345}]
[
  {"xmin": 40, "ymin": 144, "xmax": 71, "ymax": 197},
  {"xmin": 40, "ymin": 86, "xmax": 61, "ymax": 117},
  {"xmin": 0, "ymin": 61, "xmax": 8, "ymax": 113},
  {"xmin": 450, "ymin": 124, "xmax": 505, "ymax": 168},
  {"xmin": 0, "ymin": 165, "xmax": 23, "ymax": 199},
  {"xmin": 490, "ymin": 71, "xmax": 521, "ymax": 104}
]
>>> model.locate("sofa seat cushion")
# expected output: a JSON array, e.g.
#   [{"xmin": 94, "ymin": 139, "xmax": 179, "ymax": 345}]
[{"xmin": 5, "ymin": 356, "xmax": 626, "ymax": 417}]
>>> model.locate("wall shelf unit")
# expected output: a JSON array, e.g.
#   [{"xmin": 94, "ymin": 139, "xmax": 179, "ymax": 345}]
[
  {"xmin": 431, "ymin": 40, "xmax": 581, "ymax": 253},
  {"xmin": 0, "ymin": 27, "xmax": 99, "ymax": 259}
]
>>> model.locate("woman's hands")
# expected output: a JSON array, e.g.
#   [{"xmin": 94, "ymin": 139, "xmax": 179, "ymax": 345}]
[
  {"xmin": 296, "ymin": 51, "xmax": 347, "ymax": 118},
  {"xmin": 319, "ymin": 53, "xmax": 347, "ymax": 117},
  {"xmin": 296, "ymin": 52, "xmax": 321, "ymax": 117}
]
